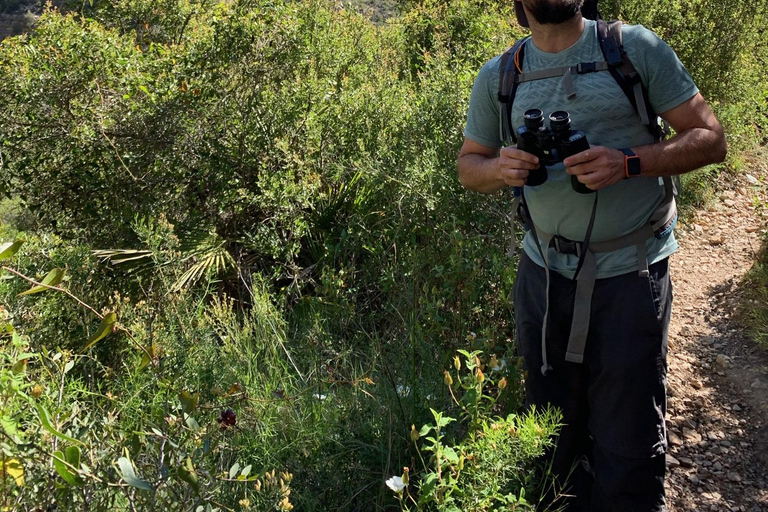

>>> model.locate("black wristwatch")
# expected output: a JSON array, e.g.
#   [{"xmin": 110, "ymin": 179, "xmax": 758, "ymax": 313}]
[{"xmin": 621, "ymin": 148, "xmax": 642, "ymax": 178}]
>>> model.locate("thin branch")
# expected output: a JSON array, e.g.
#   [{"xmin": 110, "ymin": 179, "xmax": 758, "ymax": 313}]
[
  {"xmin": 1, "ymin": 266, "xmax": 155, "ymax": 365},
  {"xmin": 2, "ymin": 266, "xmax": 102, "ymax": 319},
  {"xmin": 95, "ymin": 82, "xmax": 138, "ymax": 181}
]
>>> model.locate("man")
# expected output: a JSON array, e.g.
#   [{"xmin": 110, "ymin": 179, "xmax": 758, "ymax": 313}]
[{"xmin": 458, "ymin": 0, "xmax": 726, "ymax": 510}]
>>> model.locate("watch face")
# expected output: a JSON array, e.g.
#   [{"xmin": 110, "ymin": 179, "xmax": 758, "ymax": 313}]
[{"xmin": 627, "ymin": 156, "xmax": 641, "ymax": 176}]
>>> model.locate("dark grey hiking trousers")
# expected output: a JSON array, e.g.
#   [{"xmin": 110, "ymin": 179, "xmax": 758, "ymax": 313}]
[{"xmin": 514, "ymin": 251, "xmax": 672, "ymax": 512}]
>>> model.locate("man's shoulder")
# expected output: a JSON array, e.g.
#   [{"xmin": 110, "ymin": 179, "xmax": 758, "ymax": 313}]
[
  {"xmin": 619, "ymin": 22, "xmax": 669, "ymax": 54},
  {"xmin": 478, "ymin": 54, "xmax": 504, "ymax": 77},
  {"xmin": 472, "ymin": 53, "xmax": 505, "ymax": 91}
]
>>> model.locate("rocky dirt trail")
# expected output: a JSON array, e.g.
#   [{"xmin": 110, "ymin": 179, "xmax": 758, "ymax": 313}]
[{"xmin": 665, "ymin": 157, "xmax": 768, "ymax": 512}]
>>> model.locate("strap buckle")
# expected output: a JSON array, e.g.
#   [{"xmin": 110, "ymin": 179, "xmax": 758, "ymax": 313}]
[
  {"xmin": 576, "ymin": 62, "xmax": 598, "ymax": 74},
  {"xmin": 553, "ymin": 236, "xmax": 582, "ymax": 257}
]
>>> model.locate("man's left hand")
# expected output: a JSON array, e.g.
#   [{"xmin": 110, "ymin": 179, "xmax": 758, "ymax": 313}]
[{"xmin": 563, "ymin": 146, "xmax": 626, "ymax": 191}]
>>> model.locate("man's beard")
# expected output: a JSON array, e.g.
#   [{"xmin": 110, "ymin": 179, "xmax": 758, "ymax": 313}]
[{"xmin": 523, "ymin": 0, "xmax": 584, "ymax": 25}]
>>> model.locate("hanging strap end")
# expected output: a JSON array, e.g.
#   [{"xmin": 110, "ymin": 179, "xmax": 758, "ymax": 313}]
[
  {"xmin": 565, "ymin": 352, "xmax": 584, "ymax": 364},
  {"xmin": 540, "ymin": 364, "xmax": 553, "ymax": 376}
]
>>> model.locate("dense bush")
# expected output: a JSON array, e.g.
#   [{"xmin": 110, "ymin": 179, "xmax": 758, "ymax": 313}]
[{"xmin": 0, "ymin": 1, "xmax": 538, "ymax": 510}]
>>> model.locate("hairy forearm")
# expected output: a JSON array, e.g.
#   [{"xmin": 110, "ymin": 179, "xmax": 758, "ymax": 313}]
[
  {"xmin": 458, "ymin": 153, "xmax": 506, "ymax": 194},
  {"xmin": 633, "ymin": 126, "xmax": 727, "ymax": 178}
]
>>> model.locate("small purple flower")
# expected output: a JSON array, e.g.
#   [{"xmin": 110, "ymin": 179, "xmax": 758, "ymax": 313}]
[{"xmin": 217, "ymin": 409, "xmax": 237, "ymax": 429}]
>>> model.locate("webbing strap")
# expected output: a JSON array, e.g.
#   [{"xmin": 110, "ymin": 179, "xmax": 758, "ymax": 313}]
[
  {"xmin": 566, "ymin": 250, "xmax": 596, "ymax": 363},
  {"xmin": 633, "ymin": 82, "xmax": 650, "ymax": 125},
  {"xmin": 516, "ymin": 62, "xmax": 611, "ymax": 83},
  {"xmin": 532, "ymin": 228, "xmax": 554, "ymax": 376}
]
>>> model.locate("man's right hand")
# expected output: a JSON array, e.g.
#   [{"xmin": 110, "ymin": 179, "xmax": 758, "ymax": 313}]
[
  {"xmin": 458, "ymin": 138, "xmax": 540, "ymax": 194},
  {"xmin": 498, "ymin": 146, "xmax": 540, "ymax": 187}
]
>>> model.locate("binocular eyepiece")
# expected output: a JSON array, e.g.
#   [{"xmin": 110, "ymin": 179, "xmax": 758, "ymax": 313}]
[{"xmin": 516, "ymin": 109, "xmax": 592, "ymax": 194}]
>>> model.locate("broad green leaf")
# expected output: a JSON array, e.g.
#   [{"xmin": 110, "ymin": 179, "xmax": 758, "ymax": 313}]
[
  {"xmin": 116, "ymin": 457, "xmax": 153, "ymax": 491},
  {"xmin": 53, "ymin": 450, "xmax": 80, "ymax": 486},
  {"xmin": 185, "ymin": 415, "xmax": 199, "ymax": 431},
  {"xmin": 137, "ymin": 343, "xmax": 157, "ymax": 370},
  {"xmin": 36, "ymin": 404, "xmax": 83, "ymax": 446},
  {"xmin": 228, "ymin": 462, "xmax": 240, "ymax": 479},
  {"xmin": 179, "ymin": 391, "xmax": 199, "ymax": 414},
  {"xmin": 418, "ymin": 425, "xmax": 431, "ymax": 437},
  {"xmin": 65, "ymin": 446, "xmax": 82, "ymax": 469},
  {"xmin": 419, "ymin": 473, "xmax": 438, "ymax": 503},
  {"xmin": 18, "ymin": 268, "xmax": 65, "ymax": 296},
  {"xmin": 240, "ymin": 465, "xmax": 251, "ymax": 478},
  {"xmin": 442, "ymin": 447, "xmax": 459, "ymax": 465},
  {"xmin": 0, "ymin": 240, "xmax": 23, "ymax": 261},
  {"xmin": 84, "ymin": 312, "xmax": 116, "ymax": 350},
  {"xmin": 63, "ymin": 360, "xmax": 75, "ymax": 374},
  {"xmin": 177, "ymin": 457, "xmax": 200, "ymax": 494},
  {"xmin": 1, "ymin": 416, "xmax": 18, "ymax": 437},
  {"xmin": 0, "ymin": 458, "xmax": 24, "ymax": 486},
  {"xmin": 11, "ymin": 358, "xmax": 27, "ymax": 375}
]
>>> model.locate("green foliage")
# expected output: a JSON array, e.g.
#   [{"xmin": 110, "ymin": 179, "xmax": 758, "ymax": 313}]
[
  {"xmin": 0, "ymin": 0, "xmax": 766, "ymax": 510},
  {"xmin": 387, "ymin": 350, "xmax": 561, "ymax": 511},
  {"xmin": 736, "ymin": 180, "xmax": 768, "ymax": 348},
  {"xmin": 602, "ymin": 0, "xmax": 768, "ymax": 153}
]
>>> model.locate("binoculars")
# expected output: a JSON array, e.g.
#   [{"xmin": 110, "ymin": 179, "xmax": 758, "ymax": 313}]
[{"xmin": 516, "ymin": 109, "xmax": 593, "ymax": 194}]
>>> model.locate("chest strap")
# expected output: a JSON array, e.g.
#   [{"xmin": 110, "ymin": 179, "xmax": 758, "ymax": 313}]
[{"xmin": 516, "ymin": 61, "xmax": 612, "ymax": 99}]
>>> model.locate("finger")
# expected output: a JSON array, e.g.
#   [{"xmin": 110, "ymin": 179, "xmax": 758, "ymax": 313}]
[
  {"xmin": 563, "ymin": 148, "xmax": 598, "ymax": 167},
  {"xmin": 565, "ymin": 161, "xmax": 592, "ymax": 176},
  {"xmin": 502, "ymin": 146, "xmax": 539, "ymax": 164},
  {"xmin": 502, "ymin": 157, "xmax": 540, "ymax": 170},
  {"xmin": 501, "ymin": 167, "xmax": 529, "ymax": 180}
]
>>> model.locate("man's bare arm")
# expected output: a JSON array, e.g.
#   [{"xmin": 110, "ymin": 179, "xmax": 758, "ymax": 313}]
[
  {"xmin": 633, "ymin": 92, "xmax": 727, "ymax": 177},
  {"xmin": 563, "ymin": 93, "xmax": 727, "ymax": 190}
]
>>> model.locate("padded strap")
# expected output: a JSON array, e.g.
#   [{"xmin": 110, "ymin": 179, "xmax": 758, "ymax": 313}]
[
  {"xmin": 498, "ymin": 38, "xmax": 528, "ymax": 144},
  {"xmin": 598, "ymin": 19, "xmax": 664, "ymax": 141}
]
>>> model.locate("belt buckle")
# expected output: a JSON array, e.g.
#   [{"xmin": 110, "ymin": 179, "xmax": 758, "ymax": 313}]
[{"xmin": 554, "ymin": 237, "xmax": 582, "ymax": 257}]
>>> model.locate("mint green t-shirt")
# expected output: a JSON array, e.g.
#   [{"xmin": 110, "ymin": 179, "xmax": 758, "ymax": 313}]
[{"xmin": 463, "ymin": 20, "xmax": 699, "ymax": 279}]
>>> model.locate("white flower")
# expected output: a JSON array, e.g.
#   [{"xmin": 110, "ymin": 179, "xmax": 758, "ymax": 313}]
[
  {"xmin": 396, "ymin": 385, "xmax": 411, "ymax": 397},
  {"xmin": 313, "ymin": 393, "xmax": 327, "ymax": 400},
  {"xmin": 492, "ymin": 359, "xmax": 507, "ymax": 372},
  {"xmin": 385, "ymin": 476, "xmax": 406, "ymax": 493}
]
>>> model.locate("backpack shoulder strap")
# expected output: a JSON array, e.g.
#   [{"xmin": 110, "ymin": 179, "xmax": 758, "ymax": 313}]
[
  {"xmin": 597, "ymin": 20, "xmax": 666, "ymax": 141},
  {"xmin": 498, "ymin": 37, "xmax": 529, "ymax": 145}
]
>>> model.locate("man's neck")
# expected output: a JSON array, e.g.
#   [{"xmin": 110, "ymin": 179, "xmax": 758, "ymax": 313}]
[{"xmin": 528, "ymin": 14, "xmax": 585, "ymax": 53}]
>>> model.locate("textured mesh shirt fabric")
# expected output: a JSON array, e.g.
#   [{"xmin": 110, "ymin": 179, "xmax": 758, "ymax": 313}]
[{"xmin": 463, "ymin": 19, "xmax": 699, "ymax": 279}]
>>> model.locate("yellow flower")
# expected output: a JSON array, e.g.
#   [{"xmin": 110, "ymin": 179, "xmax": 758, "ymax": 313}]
[
  {"xmin": 498, "ymin": 377, "xmax": 507, "ymax": 390},
  {"xmin": 410, "ymin": 424, "xmax": 419, "ymax": 442},
  {"xmin": 453, "ymin": 356, "xmax": 461, "ymax": 371},
  {"xmin": 443, "ymin": 371, "xmax": 453, "ymax": 386},
  {"xmin": 475, "ymin": 368, "xmax": 485, "ymax": 384}
]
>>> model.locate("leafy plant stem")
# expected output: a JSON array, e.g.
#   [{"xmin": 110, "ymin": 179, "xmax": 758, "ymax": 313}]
[{"xmin": 1, "ymin": 266, "xmax": 155, "ymax": 364}]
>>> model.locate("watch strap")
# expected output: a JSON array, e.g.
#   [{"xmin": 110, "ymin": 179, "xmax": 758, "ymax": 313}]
[{"xmin": 620, "ymin": 148, "xmax": 641, "ymax": 178}]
